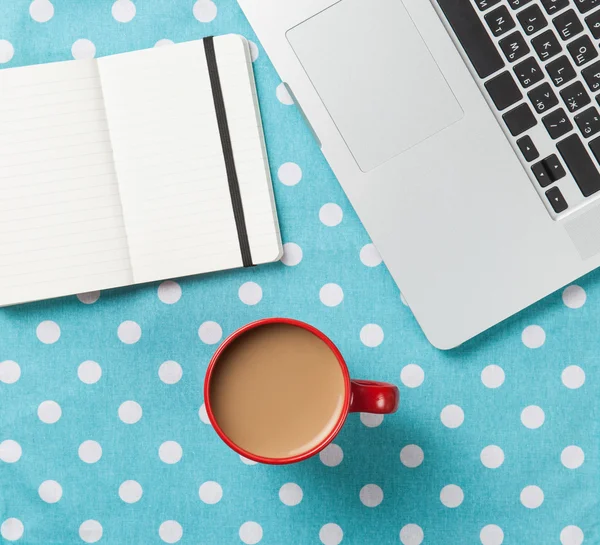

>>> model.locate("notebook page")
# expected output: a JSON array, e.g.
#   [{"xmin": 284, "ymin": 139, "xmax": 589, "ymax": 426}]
[
  {"xmin": 0, "ymin": 59, "xmax": 132, "ymax": 305},
  {"xmin": 97, "ymin": 36, "xmax": 280, "ymax": 284}
]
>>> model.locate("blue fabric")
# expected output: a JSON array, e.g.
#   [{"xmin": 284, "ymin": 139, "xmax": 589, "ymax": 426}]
[{"xmin": 0, "ymin": 1, "xmax": 598, "ymax": 544}]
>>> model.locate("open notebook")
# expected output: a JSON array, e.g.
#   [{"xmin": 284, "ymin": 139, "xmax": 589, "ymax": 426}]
[{"xmin": 0, "ymin": 35, "xmax": 282, "ymax": 306}]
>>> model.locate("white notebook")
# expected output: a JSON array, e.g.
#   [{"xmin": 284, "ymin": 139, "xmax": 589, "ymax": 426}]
[{"xmin": 0, "ymin": 35, "xmax": 282, "ymax": 306}]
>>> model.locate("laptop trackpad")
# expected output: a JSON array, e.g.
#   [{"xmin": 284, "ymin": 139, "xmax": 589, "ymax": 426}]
[{"xmin": 286, "ymin": 0, "xmax": 464, "ymax": 172}]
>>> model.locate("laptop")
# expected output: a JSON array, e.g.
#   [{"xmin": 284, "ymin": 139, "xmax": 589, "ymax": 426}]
[{"xmin": 238, "ymin": 0, "xmax": 600, "ymax": 348}]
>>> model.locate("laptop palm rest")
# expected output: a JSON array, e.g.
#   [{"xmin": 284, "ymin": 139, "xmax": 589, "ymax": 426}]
[{"xmin": 286, "ymin": 0, "xmax": 464, "ymax": 172}]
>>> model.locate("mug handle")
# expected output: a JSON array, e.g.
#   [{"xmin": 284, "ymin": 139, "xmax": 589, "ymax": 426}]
[{"xmin": 349, "ymin": 380, "xmax": 400, "ymax": 414}]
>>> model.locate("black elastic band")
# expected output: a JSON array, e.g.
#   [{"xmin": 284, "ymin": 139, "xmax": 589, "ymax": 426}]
[{"xmin": 204, "ymin": 36, "xmax": 253, "ymax": 268}]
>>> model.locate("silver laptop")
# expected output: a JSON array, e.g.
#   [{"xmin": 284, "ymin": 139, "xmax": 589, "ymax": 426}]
[{"xmin": 238, "ymin": 0, "xmax": 600, "ymax": 348}]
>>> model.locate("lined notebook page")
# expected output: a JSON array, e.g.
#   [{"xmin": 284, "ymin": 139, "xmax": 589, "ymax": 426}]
[
  {"xmin": 0, "ymin": 59, "xmax": 132, "ymax": 305},
  {"xmin": 97, "ymin": 36, "xmax": 280, "ymax": 283}
]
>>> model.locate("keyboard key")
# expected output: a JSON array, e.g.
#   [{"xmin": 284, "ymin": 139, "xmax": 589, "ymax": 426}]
[
  {"xmin": 485, "ymin": 6, "xmax": 516, "ymax": 36},
  {"xmin": 546, "ymin": 55, "xmax": 577, "ymax": 87},
  {"xmin": 499, "ymin": 32, "xmax": 530, "ymax": 63},
  {"xmin": 503, "ymin": 103, "xmax": 537, "ymax": 135},
  {"xmin": 528, "ymin": 82, "xmax": 559, "ymax": 112},
  {"xmin": 574, "ymin": 0, "xmax": 600, "ymax": 13},
  {"xmin": 531, "ymin": 30, "xmax": 562, "ymax": 62},
  {"xmin": 508, "ymin": 0, "xmax": 533, "ymax": 8},
  {"xmin": 567, "ymin": 35, "xmax": 598, "ymax": 67},
  {"xmin": 557, "ymin": 133, "xmax": 600, "ymax": 196},
  {"xmin": 543, "ymin": 107, "xmax": 574, "ymax": 138},
  {"xmin": 545, "ymin": 186, "xmax": 569, "ymax": 212},
  {"xmin": 553, "ymin": 9, "xmax": 584, "ymax": 40},
  {"xmin": 517, "ymin": 135, "xmax": 540, "ymax": 160},
  {"xmin": 532, "ymin": 161, "xmax": 552, "ymax": 186},
  {"xmin": 518, "ymin": 5, "xmax": 548, "ymax": 35},
  {"xmin": 589, "ymin": 134, "xmax": 600, "ymax": 161},
  {"xmin": 560, "ymin": 81, "xmax": 591, "ymax": 112},
  {"xmin": 475, "ymin": 0, "xmax": 501, "ymax": 10},
  {"xmin": 585, "ymin": 10, "xmax": 600, "ymax": 38},
  {"xmin": 582, "ymin": 61, "xmax": 600, "ymax": 92},
  {"xmin": 436, "ymin": 0, "xmax": 505, "ymax": 78},
  {"xmin": 485, "ymin": 71, "xmax": 523, "ymax": 110},
  {"xmin": 514, "ymin": 57, "xmax": 545, "ymax": 87},
  {"xmin": 543, "ymin": 153, "xmax": 567, "ymax": 180},
  {"xmin": 575, "ymin": 106, "xmax": 600, "ymax": 136},
  {"xmin": 541, "ymin": 0, "xmax": 569, "ymax": 14}
]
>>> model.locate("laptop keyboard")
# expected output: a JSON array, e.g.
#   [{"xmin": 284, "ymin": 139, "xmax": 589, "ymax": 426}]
[{"xmin": 436, "ymin": 0, "xmax": 600, "ymax": 217}]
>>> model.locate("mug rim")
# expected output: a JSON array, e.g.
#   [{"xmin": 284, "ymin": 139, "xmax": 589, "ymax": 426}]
[{"xmin": 203, "ymin": 317, "xmax": 352, "ymax": 465}]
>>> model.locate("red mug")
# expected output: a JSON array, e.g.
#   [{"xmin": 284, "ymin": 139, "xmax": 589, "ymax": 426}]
[{"xmin": 204, "ymin": 317, "xmax": 400, "ymax": 465}]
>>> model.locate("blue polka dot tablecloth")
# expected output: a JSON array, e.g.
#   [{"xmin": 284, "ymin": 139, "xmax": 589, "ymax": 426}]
[{"xmin": 0, "ymin": 1, "xmax": 598, "ymax": 545}]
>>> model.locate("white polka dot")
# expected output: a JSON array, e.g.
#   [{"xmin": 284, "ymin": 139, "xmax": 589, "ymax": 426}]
[
  {"xmin": 276, "ymin": 82, "xmax": 294, "ymax": 105},
  {"xmin": 154, "ymin": 39, "xmax": 174, "ymax": 47},
  {"xmin": 37, "ymin": 400, "xmax": 61, "ymax": 424},
  {"xmin": 521, "ymin": 325, "xmax": 545, "ymax": 348},
  {"xmin": 480, "ymin": 445, "xmax": 504, "ymax": 469},
  {"xmin": 248, "ymin": 40, "xmax": 259, "ymax": 62},
  {"xmin": 319, "ymin": 523, "xmax": 343, "ymax": 545},
  {"xmin": 159, "ymin": 361, "xmax": 182, "ymax": 385},
  {"xmin": 277, "ymin": 162, "xmax": 302, "ymax": 186},
  {"xmin": 319, "ymin": 443, "xmax": 343, "ymax": 467},
  {"xmin": 360, "ymin": 243, "xmax": 382, "ymax": 267},
  {"xmin": 319, "ymin": 203, "xmax": 343, "ymax": 227},
  {"xmin": 159, "ymin": 441, "xmax": 182, "ymax": 464},
  {"xmin": 320, "ymin": 283, "xmax": 344, "ymax": 307},
  {"xmin": 198, "ymin": 404, "xmax": 211, "ymax": 425},
  {"xmin": 561, "ymin": 445, "xmax": 584, "ymax": 469},
  {"xmin": 1, "ymin": 518, "xmax": 23, "ymax": 542},
  {"xmin": 520, "ymin": 485, "xmax": 544, "ymax": 508},
  {"xmin": 118, "ymin": 400, "xmax": 142, "ymax": 424},
  {"xmin": 118, "ymin": 320, "xmax": 141, "ymax": 344},
  {"xmin": 0, "ymin": 440, "xmax": 22, "ymax": 463},
  {"xmin": 78, "ymin": 360, "xmax": 102, "ymax": 384},
  {"xmin": 112, "ymin": 0, "xmax": 136, "ymax": 22},
  {"xmin": 400, "ymin": 364, "xmax": 424, "ymax": 388},
  {"xmin": 440, "ymin": 484, "xmax": 464, "ymax": 508},
  {"xmin": 30, "ymin": 0, "xmax": 54, "ymax": 23},
  {"xmin": 239, "ymin": 282, "xmax": 263, "ymax": 305},
  {"xmin": 440, "ymin": 404, "xmax": 464, "ymax": 428},
  {"xmin": 360, "ymin": 413, "xmax": 384, "ymax": 427},
  {"xmin": 78, "ymin": 440, "xmax": 102, "ymax": 464},
  {"xmin": 0, "ymin": 361, "xmax": 21, "ymax": 384},
  {"xmin": 400, "ymin": 524, "xmax": 424, "ymax": 545},
  {"xmin": 36, "ymin": 320, "xmax": 60, "ymax": 344},
  {"xmin": 562, "ymin": 285, "xmax": 586, "ymax": 308},
  {"xmin": 279, "ymin": 483, "xmax": 303, "ymax": 506},
  {"xmin": 159, "ymin": 521, "xmax": 182, "ymax": 544},
  {"xmin": 158, "ymin": 281, "xmax": 182, "ymax": 304},
  {"xmin": 360, "ymin": 484, "xmax": 383, "ymax": 507},
  {"xmin": 521, "ymin": 405, "xmax": 545, "ymax": 429},
  {"xmin": 193, "ymin": 0, "xmax": 217, "ymax": 22},
  {"xmin": 71, "ymin": 39, "xmax": 96, "ymax": 60},
  {"xmin": 562, "ymin": 365, "xmax": 585, "ymax": 389},
  {"xmin": 239, "ymin": 521, "xmax": 263, "ymax": 544},
  {"xmin": 77, "ymin": 291, "xmax": 100, "ymax": 304},
  {"xmin": 0, "ymin": 40, "xmax": 14, "ymax": 64},
  {"xmin": 481, "ymin": 365, "xmax": 505, "ymax": 388},
  {"xmin": 199, "ymin": 481, "xmax": 223, "ymax": 504},
  {"xmin": 560, "ymin": 526, "xmax": 584, "ymax": 545},
  {"xmin": 360, "ymin": 324, "xmax": 384, "ymax": 347},
  {"xmin": 198, "ymin": 321, "xmax": 222, "ymax": 344},
  {"xmin": 240, "ymin": 455, "xmax": 258, "ymax": 465},
  {"xmin": 38, "ymin": 480, "xmax": 62, "ymax": 503},
  {"xmin": 480, "ymin": 524, "xmax": 504, "ymax": 545},
  {"xmin": 79, "ymin": 520, "xmax": 103, "ymax": 543},
  {"xmin": 400, "ymin": 444, "xmax": 424, "ymax": 468},
  {"xmin": 119, "ymin": 480, "xmax": 143, "ymax": 503},
  {"xmin": 281, "ymin": 242, "xmax": 303, "ymax": 266}
]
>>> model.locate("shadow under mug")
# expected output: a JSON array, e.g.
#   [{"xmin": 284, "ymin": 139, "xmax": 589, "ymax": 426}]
[{"xmin": 204, "ymin": 317, "xmax": 400, "ymax": 465}]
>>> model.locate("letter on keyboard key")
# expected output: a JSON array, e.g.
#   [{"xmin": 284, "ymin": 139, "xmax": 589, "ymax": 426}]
[
  {"xmin": 485, "ymin": 71, "xmax": 523, "ymax": 110},
  {"xmin": 542, "ymin": 107, "xmax": 573, "ymax": 138},
  {"xmin": 502, "ymin": 103, "xmax": 537, "ymax": 135},
  {"xmin": 436, "ymin": 0, "xmax": 505, "ymax": 78},
  {"xmin": 546, "ymin": 55, "xmax": 576, "ymax": 87},
  {"xmin": 582, "ymin": 60, "xmax": 600, "ymax": 91},
  {"xmin": 485, "ymin": 6, "xmax": 517, "ymax": 36},
  {"xmin": 545, "ymin": 186, "xmax": 568, "ymax": 213},
  {"xmin": 553, "ymin": 10, "xmax": 584, "ymax": 40},
  {"xmin": 499, "ymin": 31, "xmax": 530, "ymax": 63},
  {"xmin": 557, "ymin": 133, "xmax": 600, "ymax": 196},
  {"xmin": 517, "ymin": 4, "xmax": 548, "ymax": 35}
]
